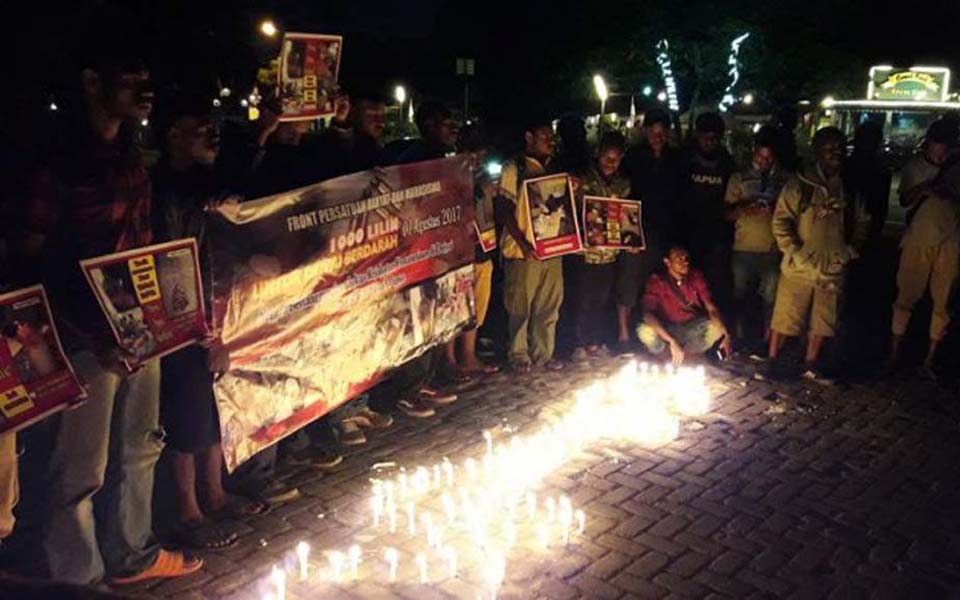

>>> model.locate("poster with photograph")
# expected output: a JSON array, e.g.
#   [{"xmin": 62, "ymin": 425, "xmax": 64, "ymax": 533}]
[
  {"xmin": 0, "ymin": 285, "xmax": 85, "ymax": 434},
  {"xmin": 582, "ymin": 196, "xmax": 646, "ymax": 250},
  {"xmin": 474, "ymin": 185, "xmax": 497, "ymax": 253},
  {"xmin": 80, "ymin": 239, "xmax": 208, "ymax": 364},
  {"xmin": 278, "ymin": 32, "xmax": 343, "ymax": 121},
  {"xmin": 206, "ymin": 156, "xmax": 477, "ymax": 470},
  {"xmin": 522, "ymin": 173, "xmax": 582, "ymax": 258}
]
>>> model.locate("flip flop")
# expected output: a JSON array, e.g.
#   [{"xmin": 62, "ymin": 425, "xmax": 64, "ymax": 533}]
[
  {"xmin": 110, "ymin": 549, "xmax": 204, "ymax": 585},
  {"xmin": 211, "ymin": 495, "xmax": 272, "ymax": 519},
  {"xmin": 463, "ymin": 363, "xmax": 500, "ymax": 375},
  {"xmin": 172, "ymin": 520, "xmax": 238, "ymax": 550}
]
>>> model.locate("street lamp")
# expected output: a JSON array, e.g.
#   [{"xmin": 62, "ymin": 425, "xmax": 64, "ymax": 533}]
[
  {"xmin": 657, "ymin": 91, "xmax": 667, "ymax": 102},
  {"xmin": 593, "ymin": 74, "xmax": 609, "ymax": 118},
  {"xmin": 642, "ymin": 85, "xmax": 653, "ymax": 97},
  {"xmin": 259, "ymin": 20, "xmax": 278, "ymax": 37},
  {"xmin": 394, "ymin": 85, "xmax": 407, "ymax": 105},
  {"xmin": 742, "ymin": 93, "xmax": 754, "ymax": 105}
]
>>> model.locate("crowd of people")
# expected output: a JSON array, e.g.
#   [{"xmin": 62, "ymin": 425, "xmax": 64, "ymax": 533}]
[{"xmin": 0, "ymin": 41, "xmax": 958, "ymax": 592}]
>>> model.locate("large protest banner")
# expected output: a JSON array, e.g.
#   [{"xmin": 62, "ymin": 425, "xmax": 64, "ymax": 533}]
[
  {"xmin": 278, "ymin": 32, "xmax": 343, "ymax": 121},
  {"xmin": 0, "ymin": 285, "xmax": 85, "ymax": 434},
  {"xmin": 80, "ymin": 239, "xmax": 209, "ymax": 364},
  {"xmin": 208, "ymin": 157, "xmax": 477, "ymax": 470}
]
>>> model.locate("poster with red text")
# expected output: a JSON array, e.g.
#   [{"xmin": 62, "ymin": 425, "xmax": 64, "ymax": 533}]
[
  {"xmin": 0, "ymin": 285, "xmax": 85, "ymax": 434},
  {"xmin": 207, "ymin": 157, "xmax": 477, "ymax": 470},
  {"xmin": 278, "ymin": 32, "xmax": 343, "ymax": 121},
  {"xmin": 80, "ymin": 239, "xmax": 208, "ymax": 364},
  {"xmin": 522, "ymin": 173, "xmax": 583, "ymax": 258},
  {"xmin": 582, "ymin": 196, "xmax": 645, "ymax": 250}
]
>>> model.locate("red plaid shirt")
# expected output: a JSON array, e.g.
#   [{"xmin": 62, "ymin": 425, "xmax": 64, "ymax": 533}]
[{"xmin": 24, "ymin": 120, "xmax": 152, "ymax": 351}]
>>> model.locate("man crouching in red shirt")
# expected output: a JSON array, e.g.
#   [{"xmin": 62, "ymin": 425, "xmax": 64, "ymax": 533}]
[{"xmin": 637, "ymin": 245, "xmax": 732, "ymax": 366}]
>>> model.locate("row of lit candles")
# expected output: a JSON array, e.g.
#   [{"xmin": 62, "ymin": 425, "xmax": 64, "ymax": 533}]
[{"xmin": 261, "ymin": 361, "xmax": 711, "ymax": 599}]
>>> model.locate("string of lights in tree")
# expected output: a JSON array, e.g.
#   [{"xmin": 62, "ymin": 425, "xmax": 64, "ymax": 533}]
[
  {"xmin": 656, "ymin": 39, "xmax": 680, "ymax": 112},
  {"xmin": 718, "ymin": 32, "xmax": 751, "ymax": 113}
]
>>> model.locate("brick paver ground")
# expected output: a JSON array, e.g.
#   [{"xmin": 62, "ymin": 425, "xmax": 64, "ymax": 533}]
[{"xmin": 114, "ymin": 353, "xmax": 960, "ymax": 600}]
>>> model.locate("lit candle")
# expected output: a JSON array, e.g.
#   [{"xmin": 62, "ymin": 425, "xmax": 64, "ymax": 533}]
[
  {"xmin": 545, "ymin": 496, "xmax": 556, "ymax": 523},
  {"xmin": 370, "ymin": 494, "xmax": 382, "ymax": 528},
  {"xmin": 384, "ymin": 547, "xmax": 398, "ymax": 582},
  {"xmin": 295, "ymin": 541, "xmax": 310, "ymax": 581},
  {"xmin": 416, "ymin": 466, "xmax": 430, "ymax": 492},
  {"xmin": 537, "ymin": 523, "xmax": 549, "ymax": 549},
  {"xmin": 397, "ymin": 469, "xmax": 408, "ymax": 500},
  {"xmin": 486, "ymin": 549, "xmax": 506, "ymax": 600},
  {"xmin": 348, "ymin": 545, "xmax": 361, "ymax": 580},
  {"xmin": 575, "ymin": 509, "xmax": 586, "ymax": 535},
  {"xmin": 441, "ymin": 492, "xmax": 456, "ymax": 525},
  {"xmin": 444, "ymin": 546, "xmax": 457, "ymax": 578},
  {"xmin": 433, "ymin": 464, "xmax": 441, "ymax": 489},
  {"xmin": 422, "ymin": 512, "xmax": 435, "ymax": 546},
  {"xmin": 483, "ymin": 430, "xmax": 493, "ymax": 455},
  {"xmin": 406, "ymin": 501, "xmax": 417, "ymax": 535},
  {"xmin": 388, "ymin": 499, "xmax": 397, "ymax": 533},
  {"xmin": 465, "ymin": 458, "xmax": 478, "ymax": 481},
  {"xmin": 269, "ymin": 565, "xmax": 286, "ymax": 600},
  {"xmin": 328, "ymin": 551, "xmax": 345, "ymax": 582},
  {"xmin": 442, "ymin": 457, "xmax": 454, "ymax": 486},
  {"xmin": 560, "ymin": 507, "xmax": 572, "ymax": 545},
  {"xmin": 416, "ymin": 553, "xmax": 428, "ymax": 583}
]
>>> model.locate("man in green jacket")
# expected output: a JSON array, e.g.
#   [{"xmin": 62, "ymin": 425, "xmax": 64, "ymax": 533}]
[{"xmin": 767, "ymin": 127, "xmax": 869, "ymax": 383}]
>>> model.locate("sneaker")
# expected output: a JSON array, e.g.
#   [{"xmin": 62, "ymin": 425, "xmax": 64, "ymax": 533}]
[
  {"xmin": 571, "ymin": 347, "xmax": 589, "ymax": 362},
  {"xmin": 353, "ymin": 407, "xmax": 394, "ymax": 429},
  {"xmin": 801, "ymin": 365, "xmax": 835, "ymax": 386},
  {"xmin": 258, "ymin": 481, "xmax": 301, "ymax": 505},
  {"xmin": 286, "ymin": 446, "xmax": 343, "ymax": 470},
  {"xmin": 339, "ymin": 419, "xmax": 367, "ymax": 445},
  {"xmin": 398, "ymin": 397, "xmax": 436, "ymax": 418},
  {"xmin": 419, "ymin": 387, "xmax": 457, "ymax": 405}
]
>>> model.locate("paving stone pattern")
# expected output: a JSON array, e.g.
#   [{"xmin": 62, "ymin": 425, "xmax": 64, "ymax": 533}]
[{"xmin": 127, "ymin": 356, "xmax": 960, "ymax": 599}]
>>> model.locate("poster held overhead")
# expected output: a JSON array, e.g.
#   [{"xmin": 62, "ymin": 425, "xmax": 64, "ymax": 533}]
[
  {"xmin": 0, "ymin": 285, "xmax": 85, "ymax": 434},
  {"xmin": 79, "ymin": 239, "xmax": 208, "ymax": 365},
  {"xmin": 582, "ymin": 196, "xmax": 645, "ymax": 251},
  {"xmin": 522, "ymin": 173, "xmax": 583, "ymax": 259},
  {"xmin": 278, "ymin": 32, "xmax": 343, "ymax": 121}
]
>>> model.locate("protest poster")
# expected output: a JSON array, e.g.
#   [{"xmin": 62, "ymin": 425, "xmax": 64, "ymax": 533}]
[
  {"xmin": 278, "ymin": 32, "xmax": 343, "ymax": 121},
  {"xmin": 522, "ymin": 173, "xmax": 582, "ymax": 258},
  {"xmin": 0, "ymin": 285, "xmax": 85, "ymax": 434},
  {"xmin": 474, "ymin": 180, "xmax": 498, "ymax": 253},
  {"xmin": 582, "ymin": 196, "xmax": 646, "ymax": 250},
  {"xmin": 80, "ymin": 239, "xmax": 208, "ymax": 364},
  {"xmin": 207, "ymin": 156, "xmax": 476, "ymax": 470}
]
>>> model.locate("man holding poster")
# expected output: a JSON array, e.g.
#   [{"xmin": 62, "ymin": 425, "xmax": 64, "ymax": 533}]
[
  {"xmin": 497, "ymin": 117, "xmax": 567, "ymax": 373},
  {"xmin": 20, "ymin": 49, "xmax": 201, "ymax": 585},
  {"xmin": 571, "ymin": 132, "xmax": 635, "ymax": 359}
]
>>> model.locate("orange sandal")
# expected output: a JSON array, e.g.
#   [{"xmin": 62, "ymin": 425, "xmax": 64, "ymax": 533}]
[{"xmin": 110, "ymin": 549, "xmax": 204, "ymax": 585}]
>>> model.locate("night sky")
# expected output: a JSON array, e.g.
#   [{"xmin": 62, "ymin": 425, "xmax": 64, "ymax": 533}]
[{"xmin": 7, "ymin": 0, "xmax": 960, "ymax": 126}]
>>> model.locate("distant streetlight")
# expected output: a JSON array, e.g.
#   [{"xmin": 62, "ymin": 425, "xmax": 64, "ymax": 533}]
[
  {"xmin": 394, "ymin": 85, "xmax": 408, "ymax": 130},
  {"xmin": 821, "ymin": 96, "xmax": 836, "ymax": 108},
  {"xmin": 593, "ymin": 74, "xmax": 609, "ymax": 118},
  {"xmin": 49, "ymin": 102, "xmax": 58, "ymax": 111},
  {"xmin": 743, "ymin": 93, "xmax": 755, "ymax": 105},
  {"xmin": 657, "ymin": 91, "xmax": 667, "ymax": 102},
  {"xmin": 259, "ymin": 20, "xmax": 278, "ymax": 37},
  {"xmin": 642, "ymin": 85, "xmax": 653, "ymax": 97},
  {"xmin": 220, "ymin": 87, "xmax": 231, "ymax": 98}
]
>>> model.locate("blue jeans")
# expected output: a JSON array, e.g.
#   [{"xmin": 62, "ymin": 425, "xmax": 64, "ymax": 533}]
[
  {"xmin": 732, "ymin": 251, "xmax": 780, "ymax": 327},
  {"xmin": 637, "ymin": 317, "xmax": 725, "ymax": 356},
  {"xmin": 43, "ymin": 351, "xmax": 163, "ymax": 585}
]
